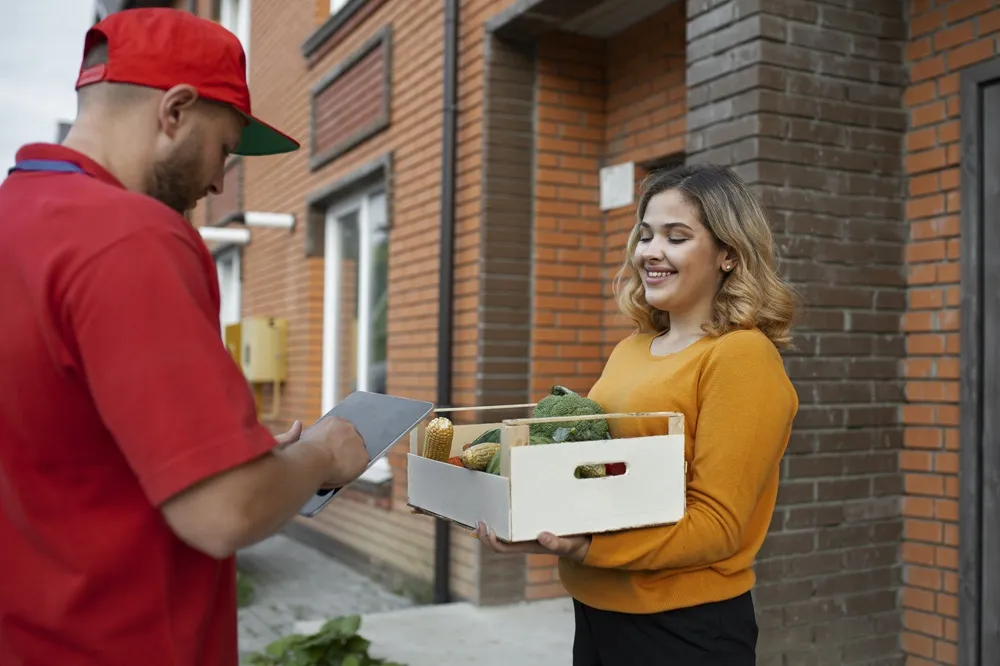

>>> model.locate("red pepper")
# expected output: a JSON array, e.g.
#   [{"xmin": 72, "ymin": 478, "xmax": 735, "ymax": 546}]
[{"xmin": 605, "ymin": 463, "xmax": 626, "ymax": 476}]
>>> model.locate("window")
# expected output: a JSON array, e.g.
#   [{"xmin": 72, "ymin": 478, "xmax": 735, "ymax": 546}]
[
  {"xmin": 330, "ymin": 0, "xmax": 349, "ymax": 14},
  {"xmin": 322, "ymin": 186, "xmax": 389, "ymax": 484},
  {"xmin": 215, "ymin": 247, "xmax": 242, "ymax": 334},
  {"xmin": 218, "ymin": 0, "xmax": 251, "ymax": 76}
]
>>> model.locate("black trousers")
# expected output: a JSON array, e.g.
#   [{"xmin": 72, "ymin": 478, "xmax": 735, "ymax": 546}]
[{"xmin": 572, "ymin": 591, "xmax": 758, "ymax": 666}]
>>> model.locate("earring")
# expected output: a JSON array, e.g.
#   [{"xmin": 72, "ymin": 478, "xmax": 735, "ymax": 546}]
[{"xmin": 724, "ymin": 263, "xmax": 733, "ymax": 272}]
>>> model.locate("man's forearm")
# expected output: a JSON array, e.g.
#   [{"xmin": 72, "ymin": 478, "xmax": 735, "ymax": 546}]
[
  {"xmin": 161, "ymin": 434, "xmax": 334, "ymax": 558},
  {"xmin": 226, "ymin": 434, "xmax": 336, "ymax": 550}
]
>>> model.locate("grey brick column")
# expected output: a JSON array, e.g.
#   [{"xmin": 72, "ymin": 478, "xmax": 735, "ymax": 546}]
[
  {"xmin": 686, "ymin": 1, "xmax": 908, "ymax": 664},
  {"xmin": 464, "ymin": 34, "xmax": 539, "ymax": 606}
]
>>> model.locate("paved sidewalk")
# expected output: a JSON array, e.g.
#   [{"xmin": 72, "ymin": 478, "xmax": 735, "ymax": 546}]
[
  {"xmin": 236, "ymin": 534, "xmax": 414, "ymax": 659},
  {"xmin": 299, "ymin": 598, "xmax": 576, "ymax": 666},
  {"xmin": 237, "ymin": 533, "xmax": 575, "ymax": 665}
]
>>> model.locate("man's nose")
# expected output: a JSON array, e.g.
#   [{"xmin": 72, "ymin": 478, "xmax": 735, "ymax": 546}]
[{"xmin": 208, "ymin": 175, "xmax": 224, "ymax": 196}]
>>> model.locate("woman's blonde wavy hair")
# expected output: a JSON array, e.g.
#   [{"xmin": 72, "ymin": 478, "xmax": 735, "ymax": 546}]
[{"xmin": 613, "ymin": 163, "xmax": 799, "ymax": 349}]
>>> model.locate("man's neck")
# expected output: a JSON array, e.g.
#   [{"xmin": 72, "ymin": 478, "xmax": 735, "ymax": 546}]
[{"xmin": 61, "ymin": 122, "xmax": 146, "ymax": 194}]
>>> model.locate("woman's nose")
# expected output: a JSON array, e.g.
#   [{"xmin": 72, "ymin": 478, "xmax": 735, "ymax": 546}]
[{"xmin": 639, "ymin": 238, "xmax": 665, "ymax": 259}]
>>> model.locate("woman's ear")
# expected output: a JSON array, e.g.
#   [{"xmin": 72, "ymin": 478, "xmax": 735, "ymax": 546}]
[{"xmin": 721, "ymin": 248, "xmax": 736, "ymax": 273}]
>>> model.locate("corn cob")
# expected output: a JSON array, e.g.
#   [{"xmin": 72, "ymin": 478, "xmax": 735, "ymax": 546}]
[
  {"xmin": 460, "ymin": 442, "xmax": 501, "ymax": 471},
  {"xmin": 422, "ymin": 417, "xmax": 454, "ymax": 462}
]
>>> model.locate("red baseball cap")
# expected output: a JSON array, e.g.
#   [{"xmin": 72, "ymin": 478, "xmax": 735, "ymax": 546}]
[{"xmin": 76, "ymin": 8, "xmax": 299, "ymax": 156}]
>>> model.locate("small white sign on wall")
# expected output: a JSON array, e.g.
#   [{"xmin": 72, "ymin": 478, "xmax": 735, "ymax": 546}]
[{"xmin": 599, "ymin": 161, "xmax": 635, "ymax": 211}]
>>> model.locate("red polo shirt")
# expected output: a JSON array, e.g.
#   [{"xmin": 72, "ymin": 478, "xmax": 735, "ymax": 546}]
[{"xmin": 0, "ymin": 144, "xmax": 277, "ymax": 666}]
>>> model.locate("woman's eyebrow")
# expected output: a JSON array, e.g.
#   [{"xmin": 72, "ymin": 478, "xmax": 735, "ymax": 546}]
[{"xmin": 640, "ymin": 220, "xmax": 693, "ymax": 231}]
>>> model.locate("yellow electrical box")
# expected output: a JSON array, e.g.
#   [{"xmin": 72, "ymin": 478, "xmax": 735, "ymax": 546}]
[
  {"xmin": 239, "ymin": 316, "xmax": 287, "ymax": 383},
  {"xmin": 224, "ymin": 322, "xmax": 242, "ymax": 368}
]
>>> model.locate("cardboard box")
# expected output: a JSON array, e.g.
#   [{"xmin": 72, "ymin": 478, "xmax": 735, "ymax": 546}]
[{"xmin": 406, "ymin": 405, "xmax": 687, "ymax": 543}]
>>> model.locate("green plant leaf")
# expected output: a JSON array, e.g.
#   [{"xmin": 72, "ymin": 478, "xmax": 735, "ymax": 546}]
[
  {"xmin": 323, "ymin": 615, "xmax": 362, "ymax": 640},
  {"xmin": 346, "ymin": 636, "xmax": 371, "ymax": 653},
  {"xmin": 245, "ymin": 613, "xmax": 400, "ymax": 666},
  {"xmin": 265, "ymin": 634, "xmax": 304, "ymax": 656}
]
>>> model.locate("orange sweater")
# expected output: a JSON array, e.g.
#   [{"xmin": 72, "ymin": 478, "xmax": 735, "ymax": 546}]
[{"xmin": 558, "ymin": 328, "xmax": 799, "ymax": 614}]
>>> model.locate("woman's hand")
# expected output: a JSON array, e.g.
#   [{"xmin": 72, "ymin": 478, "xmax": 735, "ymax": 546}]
[{"xmin": 476, "ymin": 521, "xmax": 591, "ymax": 563}]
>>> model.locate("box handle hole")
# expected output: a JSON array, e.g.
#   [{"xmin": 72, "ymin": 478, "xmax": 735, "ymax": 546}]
[{"xmin": 573, "ymin": 462, "xmax": 628, "ymax": 478}]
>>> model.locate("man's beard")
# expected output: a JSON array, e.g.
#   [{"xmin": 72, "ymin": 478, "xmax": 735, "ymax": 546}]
[{"xmin": 145, "ymin": 132, "xmax": 204, "ymax": 214}]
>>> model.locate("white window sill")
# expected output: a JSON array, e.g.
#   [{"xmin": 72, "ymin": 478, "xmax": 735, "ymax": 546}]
[{"xmin": 357, "ymin": 456, "xmax": 392, "ymax": 485}]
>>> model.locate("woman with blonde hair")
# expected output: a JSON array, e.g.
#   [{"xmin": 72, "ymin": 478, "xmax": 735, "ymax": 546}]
[{"xmin": 478, "ymin": 163, "xmax": 800, "ymax": 665}]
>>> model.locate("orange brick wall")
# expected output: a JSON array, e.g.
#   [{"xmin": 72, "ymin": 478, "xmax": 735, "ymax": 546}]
[
  {"xmin": 903, "ymin": 2, "xmax": 1000, "ymax": 663},
  {"xmin": 531, "ymin": 3, "xmax": 688, "ymax": 399},
  {"xmin": 532, "ymin": 32, "xmax": 607, "ymax": 401}
]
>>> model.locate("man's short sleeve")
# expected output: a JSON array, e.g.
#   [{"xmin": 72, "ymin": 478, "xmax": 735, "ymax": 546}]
[{"xmin": 60, "ymin": 228, "xmax": 277, "ymax": 506}]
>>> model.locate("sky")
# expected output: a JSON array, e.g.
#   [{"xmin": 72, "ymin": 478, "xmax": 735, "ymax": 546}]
[{"xmin": 0, "ymin": 0, "xmax": 95, "ymax": 180}]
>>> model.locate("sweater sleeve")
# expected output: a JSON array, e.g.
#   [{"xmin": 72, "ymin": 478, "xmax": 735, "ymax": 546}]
[{"xmin": 582, "ymin": 330, "xmax": 798, "ymax": 571}]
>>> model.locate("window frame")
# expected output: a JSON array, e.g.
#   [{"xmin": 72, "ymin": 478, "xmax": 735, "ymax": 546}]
[
  {"xmin": 218, "ymin": 0, "xmax": 251, "ymax": 77},
  {"xmin": 215, "ymin": 245, "xmax": 242, "ymax": 335},
  {"xmin": 321, "ymin": 183, "xmax": 390, "ymax": 485}
]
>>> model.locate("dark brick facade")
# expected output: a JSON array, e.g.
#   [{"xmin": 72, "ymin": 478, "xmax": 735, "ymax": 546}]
[{"xmin": 686, "ymin": 1, "xmax": 909, "ymax": 664}]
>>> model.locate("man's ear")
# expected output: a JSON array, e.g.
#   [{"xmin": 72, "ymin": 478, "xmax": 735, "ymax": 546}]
[{"xmin": 158, "ymin": 84, "xmax": 200, "ymax": 140}]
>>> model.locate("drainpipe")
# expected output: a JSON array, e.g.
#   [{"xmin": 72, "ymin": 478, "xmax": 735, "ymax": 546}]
[{"xmin": 433, "ymin": 0, "xmax": 458, "ymax": 606}]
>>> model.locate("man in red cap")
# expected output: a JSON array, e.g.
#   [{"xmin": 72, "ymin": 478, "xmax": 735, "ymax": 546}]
[{"xmin": 0, "ymin": 8, "xmax": 371, "ymax": 666}]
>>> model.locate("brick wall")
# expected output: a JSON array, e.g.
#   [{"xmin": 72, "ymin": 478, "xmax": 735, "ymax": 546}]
[
  {"xmin": 903, "ymin": 2, "xmax": 1000, "ymax": 664},
  {"xmin": 532, "ymin": 31, "xmax": 607, "ymax": 400},
  {"xmin": 532, "ymin": 3, "xmax": 689, "ymax": 396},
  {"xmin": 205, "ymin": 157, "xmax": 243, "ymax": 225},
  {"xmin": 601, "ymin": 2, "xmax": 686, "ymax": 353},
  {"xmin": 686, "ymin": 1, "xmax": 909, "ymax": 664}
]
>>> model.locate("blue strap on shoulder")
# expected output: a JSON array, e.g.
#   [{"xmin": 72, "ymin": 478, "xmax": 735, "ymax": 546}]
[{"xmin": 7, "ymin": 160, "xmax": 87, "ymax": 176}]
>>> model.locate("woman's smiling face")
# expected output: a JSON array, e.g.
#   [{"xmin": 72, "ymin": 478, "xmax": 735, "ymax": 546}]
[{"xmin": 634, "ymin": 188, "xmax": 731, "ymax": 315}]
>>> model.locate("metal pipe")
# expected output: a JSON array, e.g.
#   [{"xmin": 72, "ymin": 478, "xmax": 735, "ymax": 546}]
[{"xmin": 433, "ymin": 0, "xmax": 459, "ymax": 606}]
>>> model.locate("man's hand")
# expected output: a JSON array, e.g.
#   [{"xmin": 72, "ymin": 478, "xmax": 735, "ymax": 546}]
[
  {"xmin": 475, "ymin": 521, "xmax": 591, "ymax": 563},
  {"xmin": 160, "ymin": 416, "xmax": 367, "ymax": 559},
  {"xmin": 300, "ymin": 416, "xmax": 369, "ymax": 489},
  {"xmin": 274, "ymin": 420, "xmax": 302, "ymax": 448}
]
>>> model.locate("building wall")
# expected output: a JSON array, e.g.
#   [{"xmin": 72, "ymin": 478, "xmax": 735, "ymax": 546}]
[{"xmin": 902, "ymin": 2, "xmax": 1000, "ymax": 664}]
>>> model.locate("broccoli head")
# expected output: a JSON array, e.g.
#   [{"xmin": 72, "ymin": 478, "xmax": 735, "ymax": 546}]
[{"xmin": 530, "ymin": 385, "xmax": 610, "ymax": 442}]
